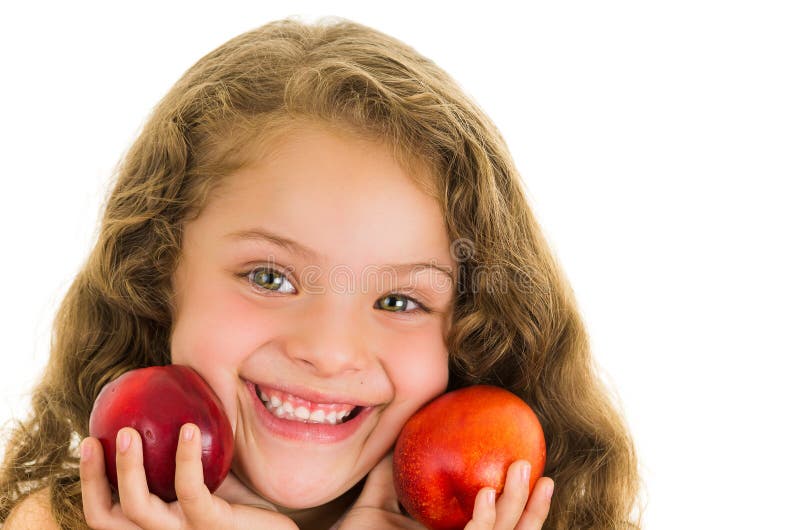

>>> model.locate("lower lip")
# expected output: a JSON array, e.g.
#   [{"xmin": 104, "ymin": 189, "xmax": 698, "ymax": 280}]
[{"xmin": 246, "ymin": 381, "xmax": 374, "ymax": 444}]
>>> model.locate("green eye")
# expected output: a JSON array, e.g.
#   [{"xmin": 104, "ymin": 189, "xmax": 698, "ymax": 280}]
[
  {"xmin": 376, "ymin": 294, "xmax": 422, "ymax": 313},
  {"xmin": 242, "ymin": 269, "xmax": 426, "ymax": 313},
  {"xmin": 248, "ymin": 267, "xmax": 295, "ymax": 294}
]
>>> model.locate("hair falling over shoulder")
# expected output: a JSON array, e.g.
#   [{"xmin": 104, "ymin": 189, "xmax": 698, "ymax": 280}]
[{"xmin": 1, "ymin": 17, "xmax": 643, "ymax": 529}]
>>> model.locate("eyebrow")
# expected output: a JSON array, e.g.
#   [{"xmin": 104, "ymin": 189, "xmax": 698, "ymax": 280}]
[{"xmin": 225, "ymin": 228, "xmax": 455, "ymax": 282}]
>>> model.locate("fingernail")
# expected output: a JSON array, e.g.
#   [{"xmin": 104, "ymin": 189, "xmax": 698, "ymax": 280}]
[
  {"xmin": 545, "ymin": 481, "xmax": 554, "ymax": 501},
  {"xmin": 80, "ymin": 439, "xmax": 92, "ymax": 461},
  {"xmin": 520, "ymin": 462, "xmax": 531, "ymax": 483},
  {"xmin": 182, "ymin": 424, "xmax": 195, "ymax": 441},
  {"xmin": 485, "ymin": 488, "xmax": 496, "ymax": 506},
  {"xmin": 117, "ymin": 430, "xmax": 131, "ymax": 453}
]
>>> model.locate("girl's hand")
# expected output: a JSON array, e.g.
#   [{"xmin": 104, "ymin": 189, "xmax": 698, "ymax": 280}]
[
  {"xmin": 337, "ymin": 454, "xmax": 553, "ymax": 530},
  {"xmin": 464, "ymin": 460, "xmax": 554, "ymax": 530},
  {"xmin": 79, "ymin": 424, "xmax": 299, "ymax": 530},
  {"xmin": 335, "ymin": 453, "xmax": 425, "ymax": 530}
]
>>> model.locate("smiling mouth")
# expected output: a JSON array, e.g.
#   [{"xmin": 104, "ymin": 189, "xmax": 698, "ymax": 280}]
[{"xmin": 254, "ymin": 384, "xmax": 365, "ymax": 426}]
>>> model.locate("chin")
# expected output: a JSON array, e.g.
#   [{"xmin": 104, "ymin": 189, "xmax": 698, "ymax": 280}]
[
  {"xmin": 240, "ymin": 460, "xmax": 360, "ymax": 511},
  {"xmin": 273, "ymin": 490, "xmax": 337, "ymax": 511}
]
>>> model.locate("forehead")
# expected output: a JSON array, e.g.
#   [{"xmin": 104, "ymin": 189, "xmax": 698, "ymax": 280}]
[{"xmin": 191, "ymin": 124, "xmax": 454, "ymax": 271}]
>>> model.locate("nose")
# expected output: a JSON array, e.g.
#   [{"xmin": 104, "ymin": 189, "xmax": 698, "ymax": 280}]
[{"xmin": 283, "ymin": 294, "xmax": 370, "ymax": 377}]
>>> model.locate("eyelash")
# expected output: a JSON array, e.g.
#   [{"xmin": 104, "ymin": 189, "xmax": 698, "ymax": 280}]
[{"xmin": 237, "ymin": 265, "xmax": 432, "ymax": 315}]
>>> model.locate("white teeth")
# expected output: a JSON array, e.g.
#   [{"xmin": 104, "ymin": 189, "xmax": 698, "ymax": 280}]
[{"xmin": 256, "ymin": 385, "xmax": 360, "ymax": 425}]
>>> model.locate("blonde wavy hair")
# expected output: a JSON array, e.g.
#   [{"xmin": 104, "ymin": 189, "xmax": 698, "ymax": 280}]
[{"xmin": 0, "ymin": 17, "xmax": 643, "ymax": 529}]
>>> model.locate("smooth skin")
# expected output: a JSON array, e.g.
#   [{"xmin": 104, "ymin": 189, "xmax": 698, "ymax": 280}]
[
  {"xmin": 74, "ymin": 122, "xmax": 554, "ymax": 529},
  {"xmin": 79, "ymin": 423, "xmax": 554, "ymax": 529},
  {"xmin": 79, "ymin": 425, "xmax": 299, "ymax": 530},
  {"xmin": 337, "ymin": 456, "xmax": 554, "ymax": 530}
]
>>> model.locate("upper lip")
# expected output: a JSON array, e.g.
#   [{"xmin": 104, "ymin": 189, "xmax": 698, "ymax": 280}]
[{"xmin": 248, "ymin": 379, "xmax": 376, "ymax": 407}]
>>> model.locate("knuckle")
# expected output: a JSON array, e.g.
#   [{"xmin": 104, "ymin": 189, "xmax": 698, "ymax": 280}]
[
  {"xmin": 175, "ymin": 447, "xmax": 194, "ymax": 464},
  {"xmin": 176, "ymin": 480, "xmax": 207, "ymax": 505},
  {"xmin": 82, "ymin": 509, "xmax": 102, "ymax": 528},
  {"xmin": 115, "ymin": 451, "xmax": 137, "ymax": 471},
  {"xmin": 175, "ymin": 485, "xmax": 202, "ymax": 504},
  {"xmin": 521, "ymin": 504, "xmax": 549, "ymax": 527},
  {"xmin": 474, "ymin": 517, "xmax": 493, "ymax": 529},
  {"xmin": 83, "ymin": 507, "xmax": 113, "ymax": 530},
  {"xmin": 513, "ymin": 485, "xmax": 530, "ymax": 502},
  {"xmin": 81, "ymin": 496, "xmax": 105, "ymax": 528},
  {"xmin": 175, "ymin": 437, "xmax": 198, "ymax": 466},
  {"xmin": 177, "ymin": 442, "xmax": 198, "ymax": 463},
  {"xmin": 118, "ymin": 495, "xmax": 145, "ymax": 522}
]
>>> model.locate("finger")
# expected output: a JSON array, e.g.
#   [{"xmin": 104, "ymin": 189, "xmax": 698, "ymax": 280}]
[
  {"xmin": 80, "ymin": 436, "xmax": 130, "ymax": 530},
  {"xmin": 493, "ymin": 460, "xmax": 533, "ymax": 529},
  {"xmin": 174, "ymin": 423, "xmax": 222, "ymax": 523},
  {"xmin": 514, "ymin": 477, "xmax": 554, "ymax": 530},
  {"xmin": 463, "ymin": 487, "xmax": 496, "ymax": 530},
  {"xmin": 174, "ymin": 424, "xmax": 298, "ymax": 529},
  {"xmin": 231, "ymin": 504, "xmax": 304, "ymax": 530},
  {"xmin": 114, "ymin": 427, "xmax": 174, "ymax": 528},
  {"xmin": 351, "ymin": 453, "xmax": 402, "ymax": 513}
]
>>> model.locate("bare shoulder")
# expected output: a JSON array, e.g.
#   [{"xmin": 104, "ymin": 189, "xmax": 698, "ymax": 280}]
[{"xmin": 5, "ymin": 487, "xmax": 60, "ymax": 529}]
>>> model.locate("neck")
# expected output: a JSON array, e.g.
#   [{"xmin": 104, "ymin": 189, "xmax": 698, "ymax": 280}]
[
  {"xmin": 223, "ymin": 468, "xmax": 365, "ymax": 529},
  {"xmin": 282, "ymin": 481, "xmax": 364, "ymax": 530}
]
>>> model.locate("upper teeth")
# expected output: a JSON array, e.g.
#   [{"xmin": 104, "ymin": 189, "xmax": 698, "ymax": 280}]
[{"xmin": 256, "ymin": 386, "xmax": 357, "ymax": 425}]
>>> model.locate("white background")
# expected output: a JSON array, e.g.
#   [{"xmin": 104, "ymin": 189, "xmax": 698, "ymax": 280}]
[{"xmin": 1, "ymin": 1, "xmax": 798, "ymax": 528}]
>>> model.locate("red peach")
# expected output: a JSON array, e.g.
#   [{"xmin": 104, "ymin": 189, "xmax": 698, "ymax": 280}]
[
  {"xmin": 393, "ymin": 385, "xmax": 547, "ymax": 530},
  {"xmin": 89, "ymin": 365, "xmax": 233, "ymax": 502}
]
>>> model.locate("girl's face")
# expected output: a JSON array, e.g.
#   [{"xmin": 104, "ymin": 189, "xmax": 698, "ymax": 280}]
[{"xmin": 169, "ymin": 122, "xmax": 455, "ymax": 511}]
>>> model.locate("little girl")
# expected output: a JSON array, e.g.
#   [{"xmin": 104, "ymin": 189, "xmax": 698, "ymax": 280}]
[{"xmin": 0, "ymin": 18, "xmax": 642, "ymax": 529}]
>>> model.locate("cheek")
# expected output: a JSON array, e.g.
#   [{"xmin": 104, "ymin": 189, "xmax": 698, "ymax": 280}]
[
  {"xmin": 170, "ymin": 281, "xmax": 270, "ymax": 418},
  {"xmin": 171, "ymin": 280, "xmax": 268, "ymax": 364},
  {"xmin": 382, "ymin": 329, "xmax": 449, "ymax": 407}
]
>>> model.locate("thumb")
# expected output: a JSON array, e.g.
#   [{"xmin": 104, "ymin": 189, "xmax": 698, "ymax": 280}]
[{"xmin": 352, "ymin": 453, "xmax": 402, "ymax": 513}]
